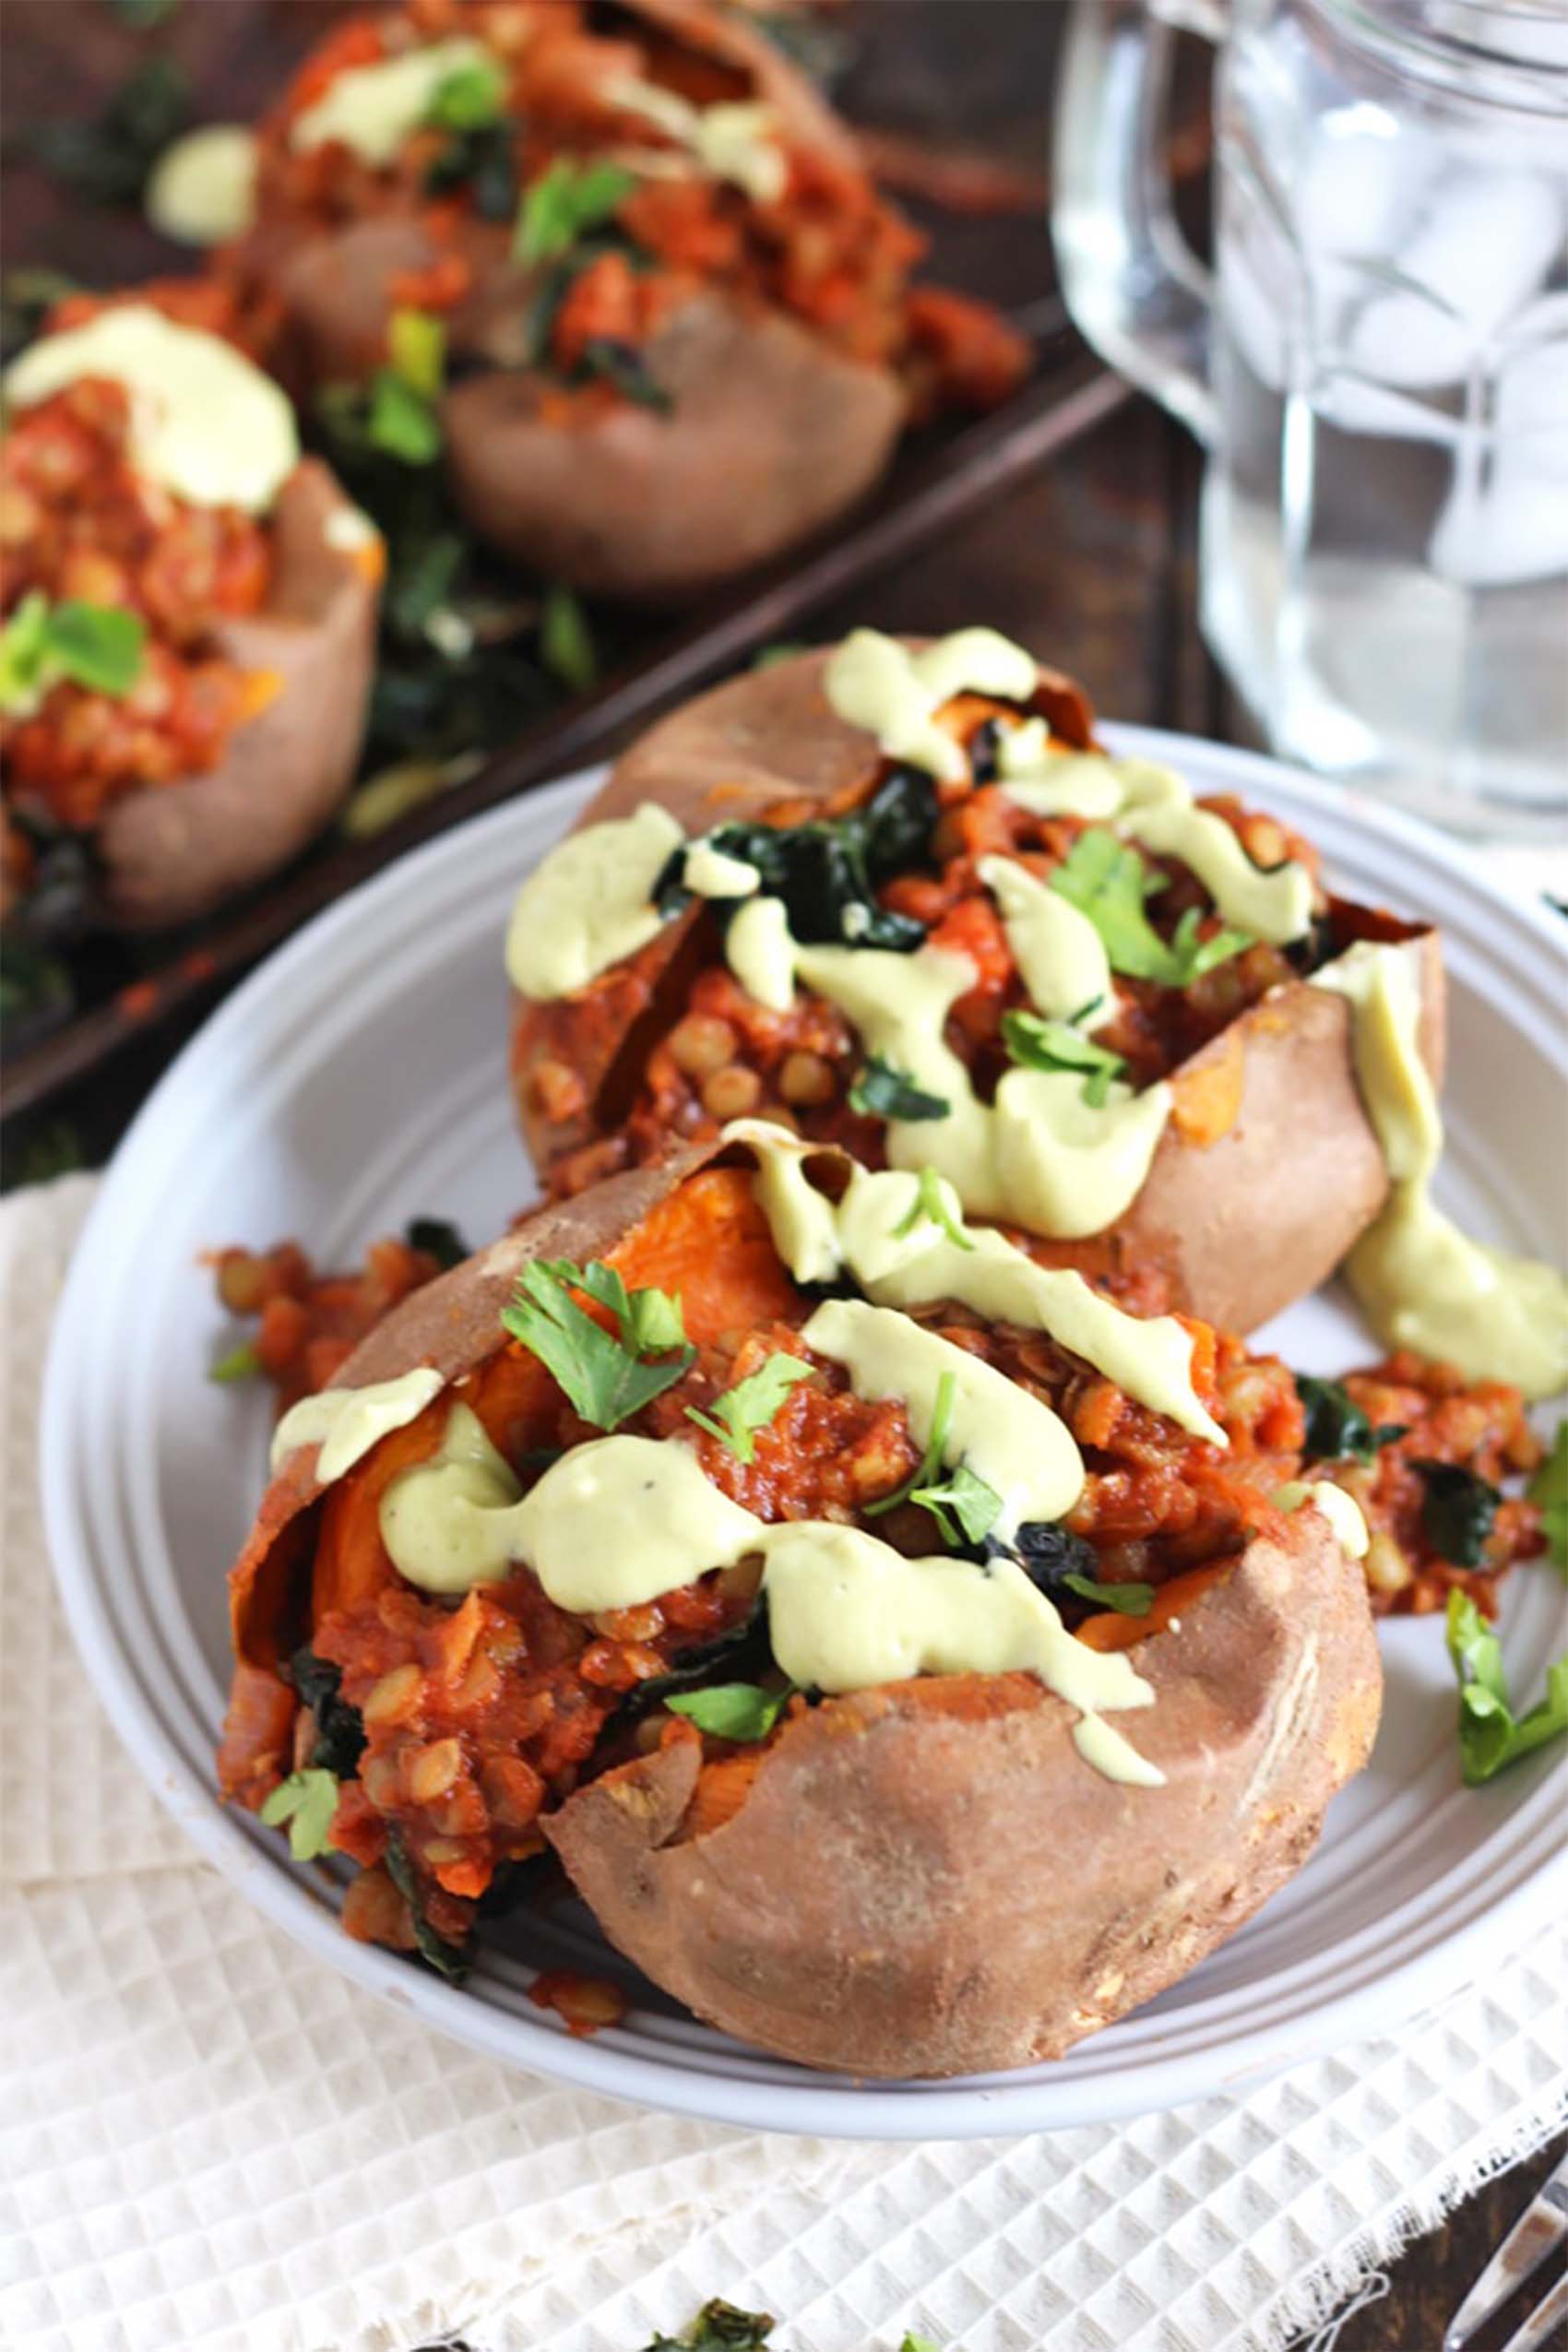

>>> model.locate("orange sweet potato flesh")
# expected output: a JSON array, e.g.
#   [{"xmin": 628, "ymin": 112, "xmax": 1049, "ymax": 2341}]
[
  {"xmin": 545, "ymin": 1512, "xmax": 1383, "ymax": 2077},
  {"xmin": 510, "ymin": 640, "xmax": 1445, "ymax": 1336}
]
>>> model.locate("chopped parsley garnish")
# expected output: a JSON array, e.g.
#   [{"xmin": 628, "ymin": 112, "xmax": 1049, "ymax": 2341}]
[
  {"xmin": 664, "ymin": 1683, "xmax": 793, "ymax": 1743},
  {"xmin": 515, "ymin": 158, "xmax": 636, "ymax": 265},
  {"xmin": 387, "ymin": 306, "xmax": 445, "ymax": 399},
  {"xmin": 1446, "ymin": 1592, "xmax": 1568, "ymax": 1786},
  {"xmin": 1527, "ymin": 1423, "xmax": 1567, "ymax": 1574},
  {"xmin": 539, "ymin": 583, "xmax": 598, "ymax": 693},
  {"xmin": 208, "ymin": 1341, "xmax": 261, "ymax": 1385},
  {"xmin": 864, "ymin": 1369, "xmax": 1001, "ymax": 1548},
  {"xmin": 259, "ymin": 1768, "xmax": 339, "ymax": 1861},
  {"xmin": 685, "ymin": 1352, "xmax": 812, "ymax": 1464},
  {"xmin": 1001, "ymin": 1007, "xmax": 1128, "ymax": 1107},
  {"xmin": 0, "ymin": 590, "xmax": 146, "ymax": 709},
  {"xmin": 366, "ymin": 370, "xmax": 443, "ymax": 463},
  {"xmin": 425, "ymin": 55, "xmax": 507, "ymax": 131},
  {"xmin": 849, "ymin": 1057, "xmax": 949, "ymax": 1123},
  {"xmin": 1295, "ymin": 1373, "xmax": 1407, "ymax": 1463},
  {"xmin": 1417, "ymin": 1461, "xmax": 1501, "ymax": 1568},
  {"xmin": 502, "ymin": 1256, "xmax": 694, "ymax": 1429},
  {"xmin": 1059, "ymin": 1572, "xmax": 1156, "ymax": 1616},
  {"xmin": 1049, "ymin": 831, "xmax": 1251, "ymax": 986},
  {"xmin": 892, "ymin": 1166, "xmax": 974, "ymax": 1250},
  {"xmin": 909, "ymin": 1460, "xmax": 1002, "ymax": 1549},
  {"xmin": 405, "ymin": 1215, "xmax": 469, "ymax": 1270}
]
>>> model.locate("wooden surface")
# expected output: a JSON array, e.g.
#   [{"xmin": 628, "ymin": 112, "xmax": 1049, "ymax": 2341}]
[{"xmin": 2, "ymin": 6, "xmax": 1562, "ymax": 2343}]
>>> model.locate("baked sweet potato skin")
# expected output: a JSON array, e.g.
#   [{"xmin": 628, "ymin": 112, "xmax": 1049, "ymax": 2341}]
[
  {"xmin": 545, "ymin": 1510, "xmax": 1383, "ymax": 2079},
  {"xmin": 100, "ymin": 458, "xmax": 379, "ymax": 928},
  {"xmin": 445, "ymin": 294, "xmax": 907, "ymax": 602},
  {"xmin": 508, "ymin": 643, "xmax": 1445, "ymax": 1334}
]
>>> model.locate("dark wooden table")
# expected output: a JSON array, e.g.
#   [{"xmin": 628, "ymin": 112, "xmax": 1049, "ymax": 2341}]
[{"xmin": 3, "ymin": 6, "xmax": 1562, "ymax": 2345}]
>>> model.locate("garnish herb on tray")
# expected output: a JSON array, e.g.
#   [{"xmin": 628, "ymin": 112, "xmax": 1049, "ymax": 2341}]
[
  {"xmin": 1446, "ymin": 1593, "xmax": 1568, "ymax": 1785},
  {"xmin": 502, "ymin": 1257, "xmax": 694, "ymax": 1429},
  {"xmin": 639, "ymin": 2302, "xmax": 777, "ymax": 2352}
]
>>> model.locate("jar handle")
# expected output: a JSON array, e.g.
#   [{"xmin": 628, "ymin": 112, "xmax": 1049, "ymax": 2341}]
[{"xmin": 1052, "ymin": 0, "xmax": 1226, "ymax": 446}]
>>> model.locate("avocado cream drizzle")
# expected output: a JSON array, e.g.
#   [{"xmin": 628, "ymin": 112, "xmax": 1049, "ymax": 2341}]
[
  {"xmin": 724, "ymin": 1123, "xmax": 1227, "ymax": 1445},
  {"xmin": 290, "ymin": 37, "xmax": 492, "ymax": 165},
  {"xmin": 6, "ymin": 307, "xmax": 299, "ymax": 515},
  {"xmin": 754, "ymin": 924, "xmax": 1175, "ymax": 1241},
  {"xmin": 1274, "ymin": 1480, "xmax": 1370, "ymax": 1558},
  {"xmin": 271, "ymin": 1366, "xmax": 445, "ymax": 1484},
  {"xmin": 1312, "ymin": 940, "xmax": 1568, "ymax": 1398},
  {"xmin": 374, "ymin": 1402, "xmax": 1165, "ymax": 1787},
  {"xmin": 608, "ymin": 78, "xmax": 788, "ymax": 205}
]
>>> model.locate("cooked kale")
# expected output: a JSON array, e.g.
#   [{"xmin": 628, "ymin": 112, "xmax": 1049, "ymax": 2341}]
[
  {"xmin": 289, "ymin": 1647, "xmax": 366, "ymax": 1777},
  {"xmin": 1417, "ymin": 1461, "xmax": 1501, "ymax": 1568}
]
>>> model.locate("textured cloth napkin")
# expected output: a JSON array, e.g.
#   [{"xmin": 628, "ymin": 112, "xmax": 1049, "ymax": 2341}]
[{"xmin": 4, "ymin": 1175, "xmax": 1565, "ymax": 2352}]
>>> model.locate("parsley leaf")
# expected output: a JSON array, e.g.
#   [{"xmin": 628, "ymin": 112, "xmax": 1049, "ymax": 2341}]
[
  {"xmin": 259, "ymin": 1768, "xmax": 339, "ymax": 1861},
  {"xmin": 866, "ymin": 1370, "xmax": 956, "ymax": 1520},
  {"xmin": 367, "ymin": 371, "xmax": 443, "ymax": 463},
  {"xmin": 1165, "ymin": 903, "xmax": 1252, "ymax": 982},
  {"xmin": 1049, "ymin": 832, "xmax": 1172, "ymax": 980},
  {"xmin": 892, "ymin": 1166, "xmax": 974, "ymax": 1250},
  {"xmin": 1296, "ymin": 1373, "xmax": 1406, "ymax": 1464},
  {"xmin": 0, "ymin": 590, "xmax": 146, "ymax": 708},
  {"xmin": 502, "ymin": 1257, "xmax": 694, "ymax": 1429},
  {"xmin": 1001, "ymin": 1008, "xmax": 1128, "ymax": 1108},
  {"xmin": 387, "ymin": 306, "xmax": 445, "ymax": 400},
  {"xmin": 1527, "ymin": 1423, "xmax": 1567, "ymax": 1574},
  {"xmin": 863, "ymin": 1371, "xmax": 1002, "ymax": 1548},
  {"xmin": 425, "ymin": 56, "xmax": 507, "ymax": 131},
  {"xmin": 406, "ymin": 1216, "xmax": 469, "ymax": 1270},
  {"xmin": 1050, "ymin": 832, "xmax": 1251, "ymax": 986},
  {"xmin": 208, "ymin": 1341, "xmax": 261, "ymax": 1385},
  {"xmin": 849, "ymin": 1056, "xmax": 949, "ymax": 1122},
  {"xmin": 1059, "ymin": 1571, "xmax": 1156, "ymax": 1616},
  {"xmin": 1417, "ymin": 1461, "xmax": 1501, "ymax": 1567},
  {"xmin": 664, "ymin": 1683, "xmax": 793, "ymax": 1742},
  {"xmin": 901, "ymin": 2337, "xmax": 943, "ymax": 2352},
  {"xmin": 685, "ymin": 1353, "xmax": 812, "ymax": 1463},
  {"xmin": 910, "ymin": 1460, "xmax": 1003, "ymax": 1548},
  {"xmin": 540, "ymin": 583, "xmax": 598, "ymax": 694},
  {"xmin": 515, "ymin": 158, "xmax": 635, "ymax": 265},
  {"xmin": 1446, "ymin": 1592, "xmax": 1568, "ymax": 1785}
]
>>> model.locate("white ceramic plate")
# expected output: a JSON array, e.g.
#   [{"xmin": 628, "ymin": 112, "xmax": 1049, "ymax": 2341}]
[{"xmin": 41, "ymin": 726, "xmax": 1568, "ymax": 2140}]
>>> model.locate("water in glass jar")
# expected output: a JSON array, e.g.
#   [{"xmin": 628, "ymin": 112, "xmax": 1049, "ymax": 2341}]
[{"xmin": 1202, "ymin": 6, "xmax": 1568, "ymax": 833}]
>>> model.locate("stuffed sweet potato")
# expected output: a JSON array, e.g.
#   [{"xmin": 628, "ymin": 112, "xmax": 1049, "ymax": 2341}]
[
  {"xmin": 226, "ymin": 0, "xmax": 1027, "ymax": 600},
  {"xmin": 220, "ymin": 1126, "xmax": 1382, "ymax": 2073},
  {"xmin": 505, "ymin": 627, "xmax": 1446, "ymax": 1336},
  {"xmin": 1, "ymin": 292, "xmax": 382, "ymax": 928}
]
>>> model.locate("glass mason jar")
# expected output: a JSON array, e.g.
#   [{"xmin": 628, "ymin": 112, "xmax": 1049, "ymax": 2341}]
[{"xmin": 1053, "ymin": 0, "xmax": 1568, "ymax": 836}]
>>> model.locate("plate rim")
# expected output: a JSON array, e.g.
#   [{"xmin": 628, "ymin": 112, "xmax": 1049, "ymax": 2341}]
[{"xmin": 39, "ymin": 722, "xmax": 1568, "ymax": 2140}]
